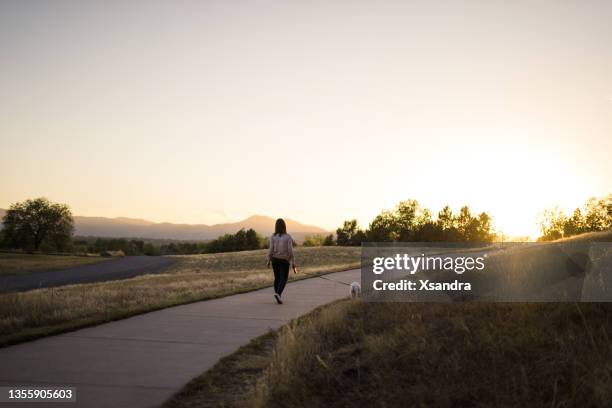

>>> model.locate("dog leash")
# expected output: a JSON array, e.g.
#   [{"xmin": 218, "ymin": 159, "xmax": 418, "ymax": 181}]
[{"xmin": 318, "ymin": 275, "xmax": 352, "ymax": 286}]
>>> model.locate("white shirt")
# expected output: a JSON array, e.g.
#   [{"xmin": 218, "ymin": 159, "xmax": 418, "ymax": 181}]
[{"xmin": 268, "ymin": 233, "xmax": 294, "ymax": 263}]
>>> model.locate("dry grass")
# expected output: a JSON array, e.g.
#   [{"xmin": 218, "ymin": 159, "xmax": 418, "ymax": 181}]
[
  {"xmin": 0, "ymin": 253, "xmax": 107, "ymax": 276},
  {"xmin": 246, "ymin": 301, "xmax": 612, "ymax": 408},
  {"xmin": 164, "ymin": 330, "xmax": 279, "ymax": 408},
  {"xmin": 0, "ymin": 247, "xmax": 360, "ymax": 347},
  {"xmin": 163, "ymin": 300, "xmax": 612, "ymax": 407},
  {"xmin": 168, "ymin": 246, "xmax": 360, "ymax": 275},
  {"xmin": 162, "ymin": 301, "xmax": 346, "ymax": 408},
  {"xmin": 558, "ymin": 229, "xmax": 612, "ymax": 242}
]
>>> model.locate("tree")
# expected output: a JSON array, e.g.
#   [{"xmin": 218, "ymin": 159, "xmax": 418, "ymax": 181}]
[
  {"xmin": 563, "ymin": 208, "xmax": 585, "ymax": 237},
  {"xmin": 323, "ymin": 234, "xmax": 335, "ymax": 246},
  {"xmin": 364, "ymin": 200, "xmax": 495, "ymax": 243},
  {"xmin": 203, "ymin": 228, "xmax": 265, "ymax": 253},
  {"xmin": 437, "ymin": 206, "xmax": 455, "ymax": 231},
  {"xmin": 336, "ymin": 219, "xmax": 365, "ymax": 246},
  {"xmin": 456, "ymin": 206, "xmax": 473, "ymax": 238},
  {"xmin": 416, "ymin": 208, "xmax": 433, "ymax": 226},
  {"xmin": 413, "ymin": 220, "xmax": 442, "ymax": 242},
  {"xmin": 2, "ymin": 198, "xmax": 74, "ymax": 251},
  {"xmin": 435, "ymin": 206, "xmax": 463, "ymax": 241},
  {"xmin": 537, "ymin": 194, "xmax": 611, "ymax": 241},
  {"xmin": 584, "ymin": 196, "xmax": 611, "ymax": 231},
  {"xmin": 537, "ymin": 206, "xmax": 566, "ymax": 241},
  {"xmin": 367, "ymin": 211, "xmax": 399, "ymax": 242},
  {"xmin": 395, "ymin": 200, "xmax": 420, "ymax": 240},
  {"xmin": 245, "ymin": 228, "xmax": 260, "ymax": 249},
  {"xmin": 473, "ymin": 212, "xmax": 495, "ymax": 242}
]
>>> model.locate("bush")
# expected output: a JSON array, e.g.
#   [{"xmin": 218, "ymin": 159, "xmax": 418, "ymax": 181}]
[
  {"xmin": 143, "ymin": 243, "xmax": 161, "ymax": 256},
  {"xmin": 303, "ymin": 234, "xmax": 335, "ymax": 247}
]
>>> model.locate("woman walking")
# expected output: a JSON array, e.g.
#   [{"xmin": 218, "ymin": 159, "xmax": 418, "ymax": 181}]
[{"xmin": 267, "ymin": 218, "xmax": 297, "ymax": 304}]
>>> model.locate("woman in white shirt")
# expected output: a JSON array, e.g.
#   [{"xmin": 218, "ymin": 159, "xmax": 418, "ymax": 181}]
[{"xmin": 267, "ymin": 218, "xmax": 297, "ymax": 304}]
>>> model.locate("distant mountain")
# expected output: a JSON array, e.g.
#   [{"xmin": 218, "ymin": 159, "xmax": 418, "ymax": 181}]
[{"xmin": 0, "ymin": 209, "xmax": 328, "ymax": 241}]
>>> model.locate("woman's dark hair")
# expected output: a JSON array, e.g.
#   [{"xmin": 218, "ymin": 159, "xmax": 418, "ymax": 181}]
[{"xmin": 274, "ymin": 218, "xmax": 287, "ymax": 236}]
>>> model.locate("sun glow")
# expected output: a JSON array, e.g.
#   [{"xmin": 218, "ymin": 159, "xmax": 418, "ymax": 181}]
[
  {"xmin": 352, "ymin": 136, "xmax": 599, "ymax": 240},
  {"xmin": 434, "ymin": 142, "xmax": 596, "ymax": 238},
  {"xmin": 1, "ymin": 2, "xmax": 610, "ymax": 238}
]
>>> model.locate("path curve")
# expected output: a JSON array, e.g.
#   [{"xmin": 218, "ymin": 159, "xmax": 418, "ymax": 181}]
[
  {"xmin": 0, "ymin": 268, "xmax": 360, "ymax": 408},
  {"xmin": 0, "ymin": 256, "xmax": 176, "ymax": 293}
]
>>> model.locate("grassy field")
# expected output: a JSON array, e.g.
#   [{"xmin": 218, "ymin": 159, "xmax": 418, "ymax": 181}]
[
  {"xmin": 0, "ymin": 252, "xmax": 108, "ymax": 276},
  {"xmin": 164, "ymin": 330, "xmax": 279, "ymax": 408},
  {"xmin": 0, "ymin": 247, "xmax": 360, "ymax": 347},
  {"xmin": 165, "ymin": 300, "xmax": 612, "ymax": 408}
]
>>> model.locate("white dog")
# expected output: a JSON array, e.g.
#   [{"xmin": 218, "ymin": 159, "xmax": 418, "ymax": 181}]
[{"xmin": 350, "ymin": 282, "xmax": 361, "ymax": 298}]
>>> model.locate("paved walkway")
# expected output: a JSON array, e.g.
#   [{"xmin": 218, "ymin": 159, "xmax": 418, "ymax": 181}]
[
  {"xmin": 0, "ymin": 269, "xmax": 360, "ymax": 408},
  {"xmin": 0, "ymin": 256, "xmax": 175, "ymax": 293}
]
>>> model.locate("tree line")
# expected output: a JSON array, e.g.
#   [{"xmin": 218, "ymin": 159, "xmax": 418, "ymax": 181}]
[
  {"xmin": 537, "ymin": 194, "xmax": 612, "ymax": 241},
  {"xmin": 72, "ymin": 228, "xmax": 268, "ymax": 255},
  {"xmin": 3, "ymin": 195, "xmax": 609, "ymax": 254},
  {"xmin": 0, "ymin": 198, "xmax": 497, "ymax": 253},
  {"xmin": 326, "ymin": 199, "xmax": 495, "ymax": 246},
  {"xmin": 0, "ymin": 197, "xmax": 268, "ymax": 255},
  {"xmin": 73, "ymin": 237, "xmax": 163, "ymax": 256}
]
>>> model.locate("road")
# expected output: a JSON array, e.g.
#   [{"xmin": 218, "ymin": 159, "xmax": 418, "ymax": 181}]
[
  {"xmin": 0, "ymin": 256, "xmax": 176, "ymax": 292},
  {"xmin": 0, "ymin": 268, "xmax": 360, "ymax": 407}
]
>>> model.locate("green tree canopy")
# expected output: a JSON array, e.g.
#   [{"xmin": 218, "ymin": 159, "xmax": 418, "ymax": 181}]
[{"xmin": 2, "ymin": 197, "xmax": 74, "ymax": 251}]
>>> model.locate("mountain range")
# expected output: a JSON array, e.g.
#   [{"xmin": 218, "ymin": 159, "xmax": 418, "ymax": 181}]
[{"xmin": 0, "ymin": 209, "xmax": 328, "ymax": 242}]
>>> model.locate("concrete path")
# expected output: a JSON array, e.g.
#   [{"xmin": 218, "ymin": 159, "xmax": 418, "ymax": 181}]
[
  {"xmin": 0, "ymin": 256, "xmax": 175, "ymax": 293},
  {"xmin": 0, "ymin": 269, "xmax": 360, "ymax": 408}
]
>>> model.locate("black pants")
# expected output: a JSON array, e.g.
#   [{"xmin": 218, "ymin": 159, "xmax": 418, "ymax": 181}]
[{"xmin": 272, "ymin": 258, "xmax": 290, "ymax": 295}]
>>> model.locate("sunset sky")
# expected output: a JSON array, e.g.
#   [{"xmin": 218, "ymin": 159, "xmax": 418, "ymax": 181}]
[{"xmin": 1, "ymin": 1, "xmax": 611, "ymax": 238}]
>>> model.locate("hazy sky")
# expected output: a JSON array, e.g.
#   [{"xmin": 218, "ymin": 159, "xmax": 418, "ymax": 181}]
[{"xmin": 1, "ymin": 0, "xmax": 611, "ymax": 237}]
